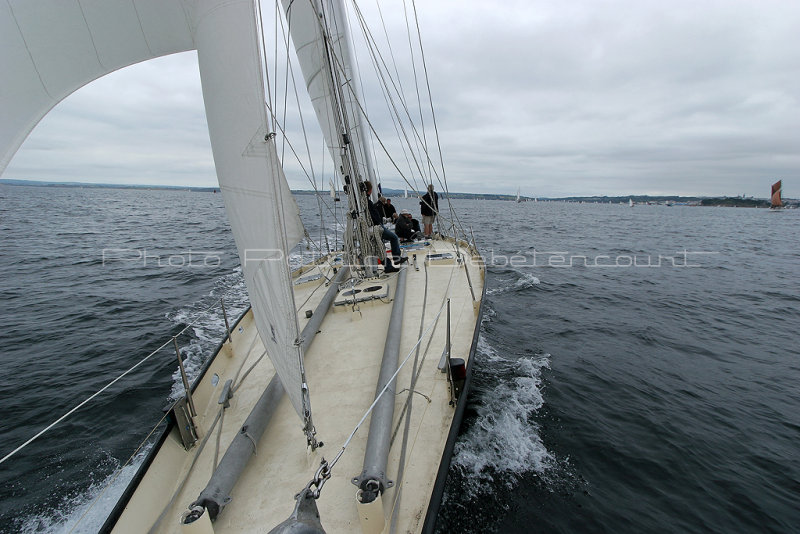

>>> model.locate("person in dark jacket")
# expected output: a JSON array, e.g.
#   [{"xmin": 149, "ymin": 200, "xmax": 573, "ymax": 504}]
[
  {"xmin": 382, "ymin": 197, "xmax": 397, "ymax": 219},
  {"xmin": 365, "ymin": 181, "xmax": 404, "ymax": 272},
  {"xmin": 394, "ymin": 209, "xmax": 423, "ymax": 241},
  {"xmin": 419, "ymin": 183, "xmax": 438, "ymax": 237}
]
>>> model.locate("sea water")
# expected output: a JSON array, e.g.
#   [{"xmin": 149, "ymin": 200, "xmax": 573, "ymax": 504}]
[{"xmin": 1, "ymin": 186, "xmax": 798, "ymax": 533}]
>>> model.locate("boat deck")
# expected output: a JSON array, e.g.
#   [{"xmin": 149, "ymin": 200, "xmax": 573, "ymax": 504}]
[{"xmin": 111, "ymin": 237, "xmax": 484, "ymax": 534}]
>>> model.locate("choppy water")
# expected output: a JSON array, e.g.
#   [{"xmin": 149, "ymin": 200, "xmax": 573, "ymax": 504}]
[{"xmin": 1, "ymin": 186, "xmax": 798, "ymax": 533}]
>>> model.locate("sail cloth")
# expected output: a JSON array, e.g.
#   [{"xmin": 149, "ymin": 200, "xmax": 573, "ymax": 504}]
[
  {"xmin": 0, "ymin": 0, "xmax": 194, "ymax": 174},
  {"xmin": 281, "ymin": 0, "xmax": 380, "ymax": 201},
  {"xmin": 771, "ymin": 180, "xmax": 782, "ymax": 208},
  {"xmin": 188, "ymin": 0, "xmax": 309, "ymax": 420},
  {"xmin": 1, "ymin": 0, "xmax": 310, "ymax": 422}
]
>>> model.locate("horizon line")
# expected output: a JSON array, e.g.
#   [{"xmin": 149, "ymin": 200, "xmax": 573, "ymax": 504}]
[{"xmin": 0, "ymin": 178, "xmax": 782, "ymax": 200}]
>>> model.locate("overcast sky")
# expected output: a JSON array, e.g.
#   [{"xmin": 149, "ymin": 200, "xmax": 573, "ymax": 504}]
[{"xmin": 3, "ymin": 0, "xmax": 798, "ymax": 197}]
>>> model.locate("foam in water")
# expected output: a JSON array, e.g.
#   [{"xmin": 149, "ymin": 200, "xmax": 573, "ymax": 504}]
[
  {"xmin": 487, "ymin": 272, "xmax": 540, "ymax": 296},
  {"xmin": 18, "ymin": 445, "xmax": 153, "ymax": 534},
  {"xmin": 452, "ymin": 336, "xmax": 553, "ymax": 495},
  {"xmin": 167, "ymin": 267, "xmax": 248, "ymax": 400}
]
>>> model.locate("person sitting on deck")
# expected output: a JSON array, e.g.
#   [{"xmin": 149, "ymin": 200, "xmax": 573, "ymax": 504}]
[
  {"xmin": 394, "ymin": 209, "xmax": 423, "ymax": 241},
  {"xmin": 382, "ymin": 197, "xmax": 397, "ymax": 220},
  {"xmin": 365, "ymin": 181, "xmax": 405, "ymax": 272}
]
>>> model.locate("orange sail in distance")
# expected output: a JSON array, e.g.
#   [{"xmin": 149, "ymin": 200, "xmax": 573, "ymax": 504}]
[{"xmin": 771, "ymin": 180, "xmax": 782, "ymax": 208}]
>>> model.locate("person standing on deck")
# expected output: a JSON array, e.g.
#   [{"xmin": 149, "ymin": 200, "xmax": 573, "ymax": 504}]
[{"xmin": 420, "ymin": 184, "xmax": 438, "ymax": 238}]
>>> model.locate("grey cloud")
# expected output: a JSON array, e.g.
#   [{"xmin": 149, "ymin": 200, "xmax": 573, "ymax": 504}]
[{"xmin": 4, "ymin": 1, "xmax": 798, "ymax": 197}]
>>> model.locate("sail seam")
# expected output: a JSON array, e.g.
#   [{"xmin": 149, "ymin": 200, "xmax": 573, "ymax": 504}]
[
  {"xmin": 76, "ymin": 0, "xmax": 105, "ymax": 70},
  {"xmin": 130, "ymin": 0, "xmax": 155, "ymax": 57},
  {"xmin": 5, "ymin": 0, "xmax": 54, "ymax": 101}
]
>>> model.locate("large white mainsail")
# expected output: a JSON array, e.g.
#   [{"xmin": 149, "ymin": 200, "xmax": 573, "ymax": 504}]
[
  {"xmin": 1, "ymin": 0, "xmax": 312, "ymax": 428},
  {"xmin": 281, "ymin": 0, "xmax": 379, "ymax": 201}
]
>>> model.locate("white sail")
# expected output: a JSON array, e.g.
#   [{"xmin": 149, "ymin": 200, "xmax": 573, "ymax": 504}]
[
  {"xmin": 281, "ymin": 0, "xmax": 379, "ymax": 200},
  {"xmin": 193, "ymin": 0, "xmax": 309, "ymax": 422},
  {"xmin": 0, "ymin": 0, "xmax": 194, "ymax": 174},
  {"xmin": 1, "ymin": 0, "xmax": 310, "ymax": 423}
]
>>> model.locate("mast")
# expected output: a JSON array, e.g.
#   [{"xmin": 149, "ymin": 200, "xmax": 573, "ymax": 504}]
[{"xmin": 282, "ymin": 0, "xmax": 382, "ymax": 272}]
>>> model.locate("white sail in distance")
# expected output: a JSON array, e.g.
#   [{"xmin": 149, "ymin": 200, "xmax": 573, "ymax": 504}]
[{"xmin": 1, "ymin": 0, "xmax": 311, "ymax": 424}]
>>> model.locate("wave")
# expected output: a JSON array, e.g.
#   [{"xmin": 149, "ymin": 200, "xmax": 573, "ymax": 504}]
[
  {"xmin": 14, "ymin": 269, "xmax": 248, "ymax": 533},
  {"xmin": 452, "ymin": 336, "xmax": 553, "ymax": 495},
  {"xmin": 16, "ymin": 445, "xmax": 153, "ymax": 534},
  {"xmin": 166, "ymin": 267, "xmax": 248, "ymax": 400},
  {"xmin": 487, "ymin": 272, "xmax": 540, "ymax": 296}
]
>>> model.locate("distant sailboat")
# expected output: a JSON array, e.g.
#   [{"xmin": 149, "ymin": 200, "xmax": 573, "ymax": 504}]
[
  {"xmin": 770, "ymin": 180, "xmax": 782, "ymax": 209},
  {"xmin": 516, "ymin": 187, "xmax": 522, "ymax": 203},
  {"xmin": 629, "ymin": 198, "xmax": 634, "ymax": 207},
  {"xmin": 404, "ymin": 186, "xmax": 408, "ymax": 199}
]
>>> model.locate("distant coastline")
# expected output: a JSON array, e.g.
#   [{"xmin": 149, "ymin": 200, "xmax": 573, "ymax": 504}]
[
  {"xmin": 1, "ymin": 178, "xmax": 791, "ymax": 206},
  {"xmin": 0, "ymin": 178, "xmax": 219, "ymax": 193}
]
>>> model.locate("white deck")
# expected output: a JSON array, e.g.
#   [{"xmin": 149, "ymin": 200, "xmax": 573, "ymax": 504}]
[{"xmin": 112, "ymin": 237, "xmax": 484, "ymax": 534}]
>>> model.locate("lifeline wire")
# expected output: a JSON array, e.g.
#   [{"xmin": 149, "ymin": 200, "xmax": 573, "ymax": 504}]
[
  {"xmin": 0, "ymin": 336, "xmax": 172, "ymax": 466},
  {"xmin": 0, "ymin": 290, "xmax": 244, "ymax": 465}
]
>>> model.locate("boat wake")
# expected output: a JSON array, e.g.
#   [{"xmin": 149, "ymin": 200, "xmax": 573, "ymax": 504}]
[
  {"xmin": 16, "ymin": 446, "xmax": 152, "ymax": 534},
  {"xmin": 166, "ymin": 267, "xmax": 248, "ymax": 400},
  {"xmin": 16, "ymin": 270, "xmax": 248, "ymax": 533},
  {"xmin": 451, "ymin": 336, "xmax": 553, "ymax": 496},
  {"xmin": 486, "ymin": 271, "xmax": 540, "ymax": 296}
]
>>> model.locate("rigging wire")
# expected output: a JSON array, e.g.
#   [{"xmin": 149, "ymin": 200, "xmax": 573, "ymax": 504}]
[
  {"xmin": 408, "ymin": 0, "xmax": 471, "ymax": 243},
  {"xmin": 341, "ymin": 1, "xmax": 470, "ymax": 242},
  {"xmin": 0, "ymin": 288, "xmax": 250, "ymax": 467},
  {"xmin": 401, "ymin": 0, "xmax": 433, "ymax": 187},
  {"xmin": 374, "ymin": 0, "xmax": 423, "ymax": 177},
  {"xmin": 349, "ymin": 0, "xmax": 451, "ymax": 195},
  {"xmin": 275, "ymin": 4, "xmax": 333, "ymax": 254},
  {"xmin": 349, "ymin": 0, "xmax": 429, "ymax": 190},
  {"xmin": 339, "ymin": 2, "xmax": 385, "ymax": 191},
  {"xmin": 259, "ymin": 2, "xmax": 319, "ymax": 450}
]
